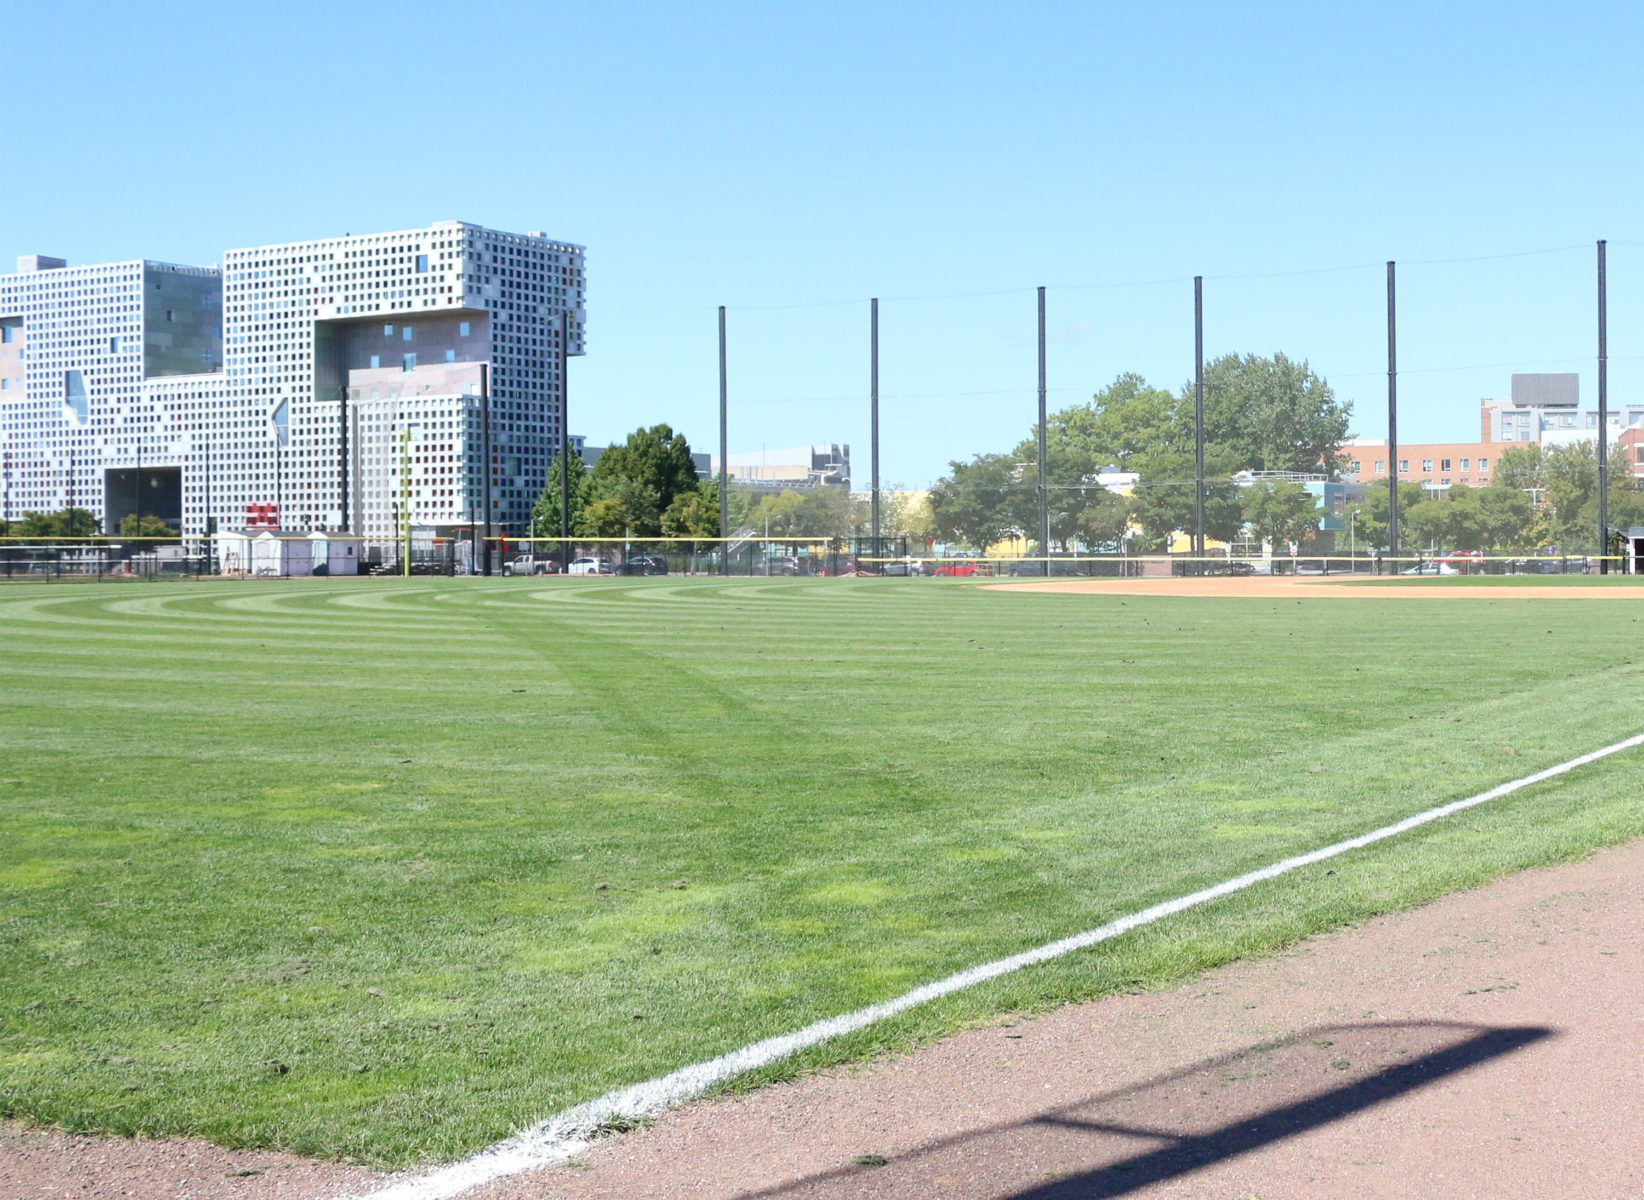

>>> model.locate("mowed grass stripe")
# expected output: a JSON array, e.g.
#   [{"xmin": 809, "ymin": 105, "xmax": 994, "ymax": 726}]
[{"xmin": 1, "ymin": 577, "xmax": 1641, "ymax": 1166}]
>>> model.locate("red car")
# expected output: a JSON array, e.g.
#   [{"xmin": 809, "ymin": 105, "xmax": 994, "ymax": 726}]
[{"xmin": 930, "ymin": 559, "xmax": 984, "ymax": 577}]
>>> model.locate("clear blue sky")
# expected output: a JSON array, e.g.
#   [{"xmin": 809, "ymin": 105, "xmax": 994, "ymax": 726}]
[{"xmin": 5, "ymin": 0, "xmax": 1641, "ymax": 486}]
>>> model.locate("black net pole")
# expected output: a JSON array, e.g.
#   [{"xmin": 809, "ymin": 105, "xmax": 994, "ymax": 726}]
[
  {"xmin": 1193, "ymin": 277, "xmax": 1205, "ymax": 567},
  {"xmin": 481, "ymin": 364, "xmax": 492, "ymax": 575},
  {"xmin": 1598, "ymin": 239, "xmax": 1609, "ymax": 572},
  {"xmin": 339, "ymin": 385, "xmax": 349, "ymax": 533},
  {"xmin": 719, "ymin": 305, "xmax": 729, "ymax": 576},
  {"xmin": 1038, "ymin": 286, "xmax": 1049, "ymax": 575},
  {"xmin": 1387, "ymin": 262, "xmax": 1399, "ymax": 561},
  {"xmin": 871, "ymin": 298, "xmax": 880, "ymax": 560},
  {"xmin": 560, "ymin": 309, "xmax": 571, "ymax": 572}
]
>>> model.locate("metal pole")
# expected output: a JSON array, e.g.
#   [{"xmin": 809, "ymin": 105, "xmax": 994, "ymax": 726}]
[
  {"xmin": 560, "ymin": 309, "xmax": 571, "ymax": 572},
  {"xmin": 871, "ymin": 297, "xmax": 880, "ymax": 561},
  {"xmin": 1038, "ymin": 285, "xmax": 1049, "ymax": 575},
  {"xmin": 135, "ymin": 438, "xmax": 142, "ymax": 536},
  {"xmin": 203, "ymin": 438, "xmax": 212, "ymax": 568},
  {"xmin": 339, "ymin": 385, "xmax": 349, "ymax": 532},
  {"xmin": 1598, "ymin": 239, "xmax": 1609, "ymax": 572},
  {"xmin": 1193, "ymin": 277, "xmax": 1205, "ymax": 566},
  {"xmin": 481, "ymin": 363, "xmax": 492, "ymax": 576},
  {"xmin": 1387, "ymin": 262, "xmax": 1399, "ymax": 561},
  {"xmin": 400, "ymin": 422, "xmax": 411, "ymax": 579},
  {"xmin": 718, "ymin": 305, "xmax": 728, "ymax": 575}
]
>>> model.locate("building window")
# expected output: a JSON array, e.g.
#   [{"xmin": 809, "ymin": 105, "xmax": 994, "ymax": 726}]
[
  {"xmin": 1478, "ymin": 458, "xmax": 1489, "ymax": 471},
  {"xmin": 0, "ymin": 325, "xmax": 12, "ymax": 343},
  {"xmin": 459, "ymin": 321, "xmax": 470, "ymax": 337},
  {"xmin": 165, "ymin": 310, "xmax": 174, "ymax": 322},
  {"xmin": 1375, "ymin": 459, "xmax": 1386, "ymax": 474},
  {"xmin": 385, "ymin": 324, "xmax": 394, "ymax": 336},
  {"xmin": 416, "ymin": 255, "xmax": 428, "ymax": 273},
  {"xmin": 403, "ymin": 353, "xmax": 416, "ymax": 371},
  {"xmin": 370, "ymin": 355, "xmax": 381, "ymax": 369},
  {"xmin": 403, "ymin": 326, "xmax": 413, "ymax": 341},
  {"xmin": 64, "ymin": 370, "xmax": 88, "ymax": 422},
  {"xmin": 445, "ymin": 350, "xmax": 456, "ymax": 363},
  {"xmin": 1350, "ymin": 460, "xmax": 1361, "ymax": 474},
  {"xmin": 1440, "ymin": 458, "xmax": 1451, "ymax": 471},
  {"xmin": 1398, "ymin": 460, "xmax": 1409, "ymax": 473},
  {"xmin": 1422, "ymin": 459, "xmax": 1433, "ymax": 472},
  {"xmin": 1460, "ymin": 458, "xmax": 1470, "ymax": 470}
]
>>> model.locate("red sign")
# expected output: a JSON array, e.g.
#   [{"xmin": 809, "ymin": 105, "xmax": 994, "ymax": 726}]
[{"xmin": 245, "ymin": 503, "xmax": 280, "ymax": 530}]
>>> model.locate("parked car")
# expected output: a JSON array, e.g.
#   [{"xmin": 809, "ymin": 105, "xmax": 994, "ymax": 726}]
[
  {"xmin": 1401, "ymin": 561, "xmax": 1458, "ymax": 575},
  {"xmin": 930, "ymin": 559, "xmax": 993, "ymax": 577},
  {"xmin": 501, "ymin": 554, "xmax": 560, "ymax": 576},
  {"xmin": 880, "ymin": 558, "xmax": 925, "ymax": 577},
  {"xmin": 615, "ymin": 554, "xmax": 669, "ymax": 576},
  {"xmin": 568, "ymin": 556, "xmax": 613, "ymax": 576},
  {"xmin": 758, "ymin": 555, "xmax": 801, "ymax": 576}
]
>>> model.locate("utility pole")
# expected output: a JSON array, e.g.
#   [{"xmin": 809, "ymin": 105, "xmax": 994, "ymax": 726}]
[
  {"xmin": 1387, "ymin": 262, "xmax": 1399, "ymax": 561},
  {"xmin": 1598, "ymin": 239, "xmax": 1609, "ymax": 573},
  {"xmin": 1038, "ymin": 286, "xmax": 1049, "ymax": 575},
  {"xmin": 560, "ymin": 309, "xmax": 571, "ymax": 572},
  {"xmin": 400, "ymin": 423, "xmax": 412, "ymax": 578},
  {"xmin": 1193, "ymin": 277, "xmax": 1205, "ymax": 568},
  {"xmin": 481, "ymin": 363, "xmax": 492, "ymax": 576},
  {"xmin": 339, "ymin": 385, "xmax": 349, "ymax": 532},
  {"xmin": 871, "ymin": 298, "xmax": 880, "ymax": 561},
  {"xmin": 719, "ymin": 305, "xmax": 728, "ymax": 575}
]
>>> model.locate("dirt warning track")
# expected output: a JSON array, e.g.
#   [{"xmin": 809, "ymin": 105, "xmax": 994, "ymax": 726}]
[{"xmin": 986, "ymin": 575, "xmax": 1644, "ymax": 599}]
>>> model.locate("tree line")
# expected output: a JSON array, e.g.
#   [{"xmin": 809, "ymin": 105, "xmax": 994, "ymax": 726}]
[
  {"xmin": 929, "ymin": 354, "xmax": 1350, "ymax": 553},
  {"xmin": 529, "ymin": 424, "xmax": 898, "ymax": 543},
  {"xmin": 922, "ymin": 352, "xmax": 1643, "ymax": 556}
]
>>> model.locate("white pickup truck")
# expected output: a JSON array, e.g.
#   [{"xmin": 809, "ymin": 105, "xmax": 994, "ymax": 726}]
[{"xmin": 501, "ymin": 554, "xmax": 559, "ymax": 576}]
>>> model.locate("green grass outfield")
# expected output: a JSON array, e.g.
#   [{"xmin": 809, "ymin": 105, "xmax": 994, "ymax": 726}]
[{"xmin": 3, "ymin": 576, "xmax": 1643, "ymax": 1166}]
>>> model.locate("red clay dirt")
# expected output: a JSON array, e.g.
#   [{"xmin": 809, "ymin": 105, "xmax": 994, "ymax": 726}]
[
  {"xmin": 985, "ymin": 575, "xmax": 1644, "ymax": 599},
  {"xmin": 7, "ymin": 837, "xmax": 1643, "ymax": 1200}
]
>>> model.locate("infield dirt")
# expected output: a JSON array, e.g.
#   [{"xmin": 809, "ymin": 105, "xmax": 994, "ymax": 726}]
[{"xmin": 987, "ymin": 575, "xmax": 1644, "ymax": 599}]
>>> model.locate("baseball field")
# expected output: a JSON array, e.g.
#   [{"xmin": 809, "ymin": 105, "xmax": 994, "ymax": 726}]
[{"xmin": 2, "ymin": 574, "xmax": 1642, "ymax": 1170}]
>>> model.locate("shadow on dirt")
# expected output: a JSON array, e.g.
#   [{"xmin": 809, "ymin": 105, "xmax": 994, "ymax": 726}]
[{"xmin": 732, "ymin": 1020, "xmax": 1551, "ymax": 1199}]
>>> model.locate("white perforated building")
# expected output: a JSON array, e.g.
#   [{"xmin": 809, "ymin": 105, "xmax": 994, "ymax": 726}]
[{"xmin": 1, "ymin": 222, "xmax": 585, "ymax": 549}]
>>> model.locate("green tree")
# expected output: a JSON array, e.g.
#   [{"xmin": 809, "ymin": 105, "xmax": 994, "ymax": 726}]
[
  {"xmin": 1241, "ymin": 481, "xmax": 1323, "ymax": 551},
  {"xmin": 3, "ymin": 508, "xmax": 103, "ymax": 543},
  {"xmin": 928, "ymin": 454, "xmax": 1022, "ymax": 553},
  {"xmin": 660, "ymin": 479, "xmax": 723, "ymax": 538},
  {"xmin": 1354, "ymin": 481, "xmax": 1428, "ymax": 551},
  {"xmin": 531, "ymin": 453, "xmax": 594, "ymax": 539},
  {"xmin": 580, "ymin": 477, "xmax": 661, "ymax": 539},
  {"xmin": 588, "ymin": 425, "xmax": 702, "ymax": 535},
  {"xmin": 792, "ymin": 485, "xmax": 862, "ymax": 540},
  {"xmin": 1195, "ymin": 352, "xmax": 1351, "ymax": 477},
  {"xmin": 1479, "ymin": 484, "xmax": 1535, "ymax": 551},
  {"xmin": 1491, "ymin": 445, "xmax": 1545, "ymax": 493},
  {"xmin": 1123, "ymin": 451, "xmax": 1245, "ymax": 551},
  {"xmin": 119, "ymin": 513, "xmax": 176, "ymax": 540},
  {"xmin": 750, "ymin": 489, "xmax": 806, "ymax": 537},
  {"xmin": 1040, "ymin": 373, "xmax": 1180, "ymax": 469},
  {"xmin": 1076, "ymin": 488, "xmax": 1130, "ymax": 550}
]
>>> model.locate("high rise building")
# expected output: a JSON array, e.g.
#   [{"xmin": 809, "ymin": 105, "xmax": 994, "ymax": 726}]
[
  {"xmin": 1, "ymin": 222, "xmax": 585, "ymax": 545},
  {"xmin": 1481, "ymin": 373, "xmax": 1644, "ymax": 445}
]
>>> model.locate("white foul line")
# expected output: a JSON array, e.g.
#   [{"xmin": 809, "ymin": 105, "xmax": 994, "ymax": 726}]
[{"xmin": 341, "ymin": 731, "xmax": 1644, "ymax": 1200}]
